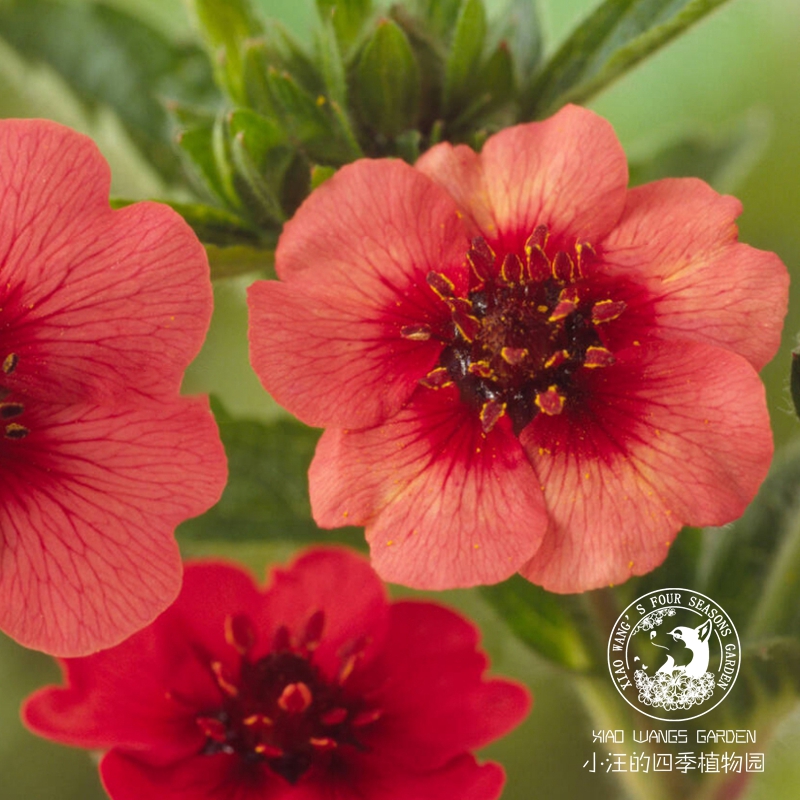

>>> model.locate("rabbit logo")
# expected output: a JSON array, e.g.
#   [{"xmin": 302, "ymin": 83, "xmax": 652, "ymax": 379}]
[{"xmin": 607, "ymin": 589, "xmax": 740, "ymax": 722}]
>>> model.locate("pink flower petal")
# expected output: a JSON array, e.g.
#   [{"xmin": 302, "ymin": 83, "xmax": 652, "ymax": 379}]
[
  {"xmin": 0, "ymin": 120, "xmax": 212, "ymax": 403},
  {"xmin": 248, "ymin": 278, "xmax": 445, "ymax": 429},
  {"xmin": 417, "ymin": 105, "xmax": 628, "ymax": 253},
  {"xmin": 249, "ymin": 160, "xmax": 470, "ymax": 429},
  {"xmin": 367, "ymin": 601, "xmax": 530, "ymax": 769},
  {"xmin": 252, "ymin": 547, "xmax": 390, "ymax": 677},
  {"xmin": 601, "ymin": 178, "xmax": 788, "ymax": 370},
  {"xmin": 155, "ymin": 561, "xmax": 265, "ymax": 693},
  {"xmin": 25, "ymin": 549, "xmax": 526, "ymax": 800},
  {"xmin": 23, "ymin": 625, "xmax": 206, "ymax": 756},
  {"xmin": 343, "ymin": 752, "xmax": 506, "ymax": 800},
  {"xmin": 101, "ymin": 750, "xmax": 290, "ymax": 800},
  {"xmin": 310, "ymin": 387, "xmax": 548, "ymax": 588},
  {"xmin": 0, "ymin": 397, "xmax": 226, "ymax": 655},
  {"xmin": 520, "ymin": 340, "xmax": 773, "ymax": 592},
  {"xmin": 415, "ymin": 143, "xmax": 496, "ymax": 239}
]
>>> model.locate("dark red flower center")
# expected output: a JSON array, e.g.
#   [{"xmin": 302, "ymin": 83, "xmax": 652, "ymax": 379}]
[
  {"xmin": 194, "ymin": 611, "xmax": 381, "ymax": 785},
  {"xmin": 403, "ymin": 226, "xmax": 626, "ymax": 435},
  {"xmin": 0, "ymin": 352, "xmax": 28, "ymax": 440}
]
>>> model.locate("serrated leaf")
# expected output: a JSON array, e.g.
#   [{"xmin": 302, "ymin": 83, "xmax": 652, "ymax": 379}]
[
  {"xmin": 178, "ymin": 410, "xmax": 364, "ymax": 548},
  {"xmin": 188, "ymin": 0, "xmax": 262, "ymax": 104},
  {"xmin": 629, "ymin": 113, "xmax": 770, "ymax": 192},
  {"xmin": 480, "ymin": 576, "xmax": 593, "ymax": 671},
  {"xmin": 0, "ymin": 0, "xmax": 217, "ymax": 182},
  {"xmin": 525, "ymin": 0, "xmax": 732, "ymax": 118},
  {"xmin": 316, "ymin": 0, "xmax": 373, "ymax": 53},
  {"xmin": 356, "ymin": 19, "xmax": 421, "ymax": 138},
  {"xmin": 444, "ymin": 0, "xmax": 487, "ymax": 116}
]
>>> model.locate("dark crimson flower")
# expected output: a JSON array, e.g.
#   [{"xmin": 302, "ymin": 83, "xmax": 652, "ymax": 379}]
[
  {"xmin": 24, "ymin": 548, "xmax": 529, "ymax": 799},
  {"xmin": 248, "ymin": 105, "xmax": 788, "ymax": 593},
  {"xmin": 0, "ymin": 119, "xmax": 226, "ymax": 655}
]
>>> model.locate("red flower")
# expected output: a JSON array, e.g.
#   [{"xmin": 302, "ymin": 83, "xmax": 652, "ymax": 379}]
[
  {"xmin": 23, "ymin": 548, "xmax": 529, "ymax": 800},
  {"xmin": 0, "ymin": 119, "xmax": 226, "ymax": 655},
  {"xmin": 248, "ymin": 105, "xmax": 788, "ymax": 593}
]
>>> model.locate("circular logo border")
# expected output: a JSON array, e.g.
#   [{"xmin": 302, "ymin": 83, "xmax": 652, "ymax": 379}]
[{"xmin": 607, "ymin": 588, "xmax": 741, "ymax": 722}]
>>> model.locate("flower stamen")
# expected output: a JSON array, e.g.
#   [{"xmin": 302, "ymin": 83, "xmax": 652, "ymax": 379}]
[
  {"xmin": 535, "ymin": 386, "xmax": 566, "ymax": 416},
  {"xmin": 422, "ymin": 226, "xmax": 626, "ymax": 435},
  {"xmin": 4, "ymin": 422, "xmax": 29, "ymax": 440},
  {"xmin": 2, "ymin": 353, "xmax": 18, "ymax": 375},
  {"xmin": 194, "ymin": 615, "xmax": 384, "ymax": 785}
]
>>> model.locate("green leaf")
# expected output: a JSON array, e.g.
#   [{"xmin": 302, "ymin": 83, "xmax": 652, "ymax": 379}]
[
  {"xmin": 266, "ymin": 68, "xmax": 362, "ymax": 164},
  {"xmin": 450, "ymin": 39, "xmax": 515, "ymax": 130},
  {"xmin": 247, "ymin": 21, "xmax": 324, "ymax": 101},
  {"xmin": 356, "ymin": 19, "xmax": 421, "ymax": 138},
  {"xmin": 697, "ymin": 440, "xmax": 800, "ymax": 643},
  {"xmin": 227, "ymin": 108, "xmax": 288, "ymax": 162},
  {"xmin": 310, "ymin": 164, "xmax": 337, "ymax": 189},
  {"xmin": 412, "ymin": 0, "xmax": 463, "ymax": 40},
  {"xmin": 316, "ymin": 18, "xmax": 348, "ymax": 109},
  {"xmin": 395, "ymin": 129, "xmax": 423, "ymax": 162},
  {"xmin": 480, "ymin": 576, "xmax": 593, "ymax": 671},
  {"xmin": 205, "ymin": 244, "xmax": 276, "ymax": 279},
  {"xmin": 629, "ymin": 113, "xmax": 770, "ymax": 192},
  {"xmin": 230, "ymin": 133, "xmax": 286, "ymax": 223},
  {"xmin": 188, "ymin": 0, "xmax": 262, "ymax": 104},
  {"xmin": 444, "ymin": 0, "xmax": 487, "ymax": 116},
  {"xmin": 178, "ymin": 409, "xmax": 364, "ymax": 547},
  {"xmin": 176, "ymin": 124, "xmax": 231, "ymax": 204},
  {"xmin": 228, "ymin": 109, "xmax": 292, "ymax": 224},
  {"xmin": 111, "ymin": 198, "xmax": 262, "ymax": 248},
  {"xmin": 525, "ymin": 0, "xmax": 733, "ymax": 118},
  {"xmin": 0, "ymin": 0, "xmax": 217, "ymax": 182},
  {"xmin": 212, "ymin": 111, "xmax": 241, "ymax": 207},
  {"xmin": 496, "ymin": 0, "xmax": 543, "ymax": 92},
  {"xmin": 316, "ymin": 0, "xmax": 373, "ymax": 53}
]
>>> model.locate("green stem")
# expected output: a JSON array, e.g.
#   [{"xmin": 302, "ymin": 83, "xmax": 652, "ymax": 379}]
[{"xmin": 745, "ymin": 503, "xmax": 800, "ymax": 639}]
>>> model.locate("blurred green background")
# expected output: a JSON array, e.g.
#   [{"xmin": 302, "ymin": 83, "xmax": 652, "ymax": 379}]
[{"xmin": 1, "ymin": 0, "xmax": 799, "ymax": 798}]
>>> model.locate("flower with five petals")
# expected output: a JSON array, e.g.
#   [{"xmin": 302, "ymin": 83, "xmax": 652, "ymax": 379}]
[
  {"xmin": 248, "ymin": 105, "xmax": 787, "ymax": 592},
  {"xmin": 24, "ymin": 548, "xmax": 529, "ymax": 799}
]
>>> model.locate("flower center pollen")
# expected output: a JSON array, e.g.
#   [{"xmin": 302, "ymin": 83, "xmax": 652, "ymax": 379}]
[
  {"xmin": 405, "ymin": 226, "xmax": 626, "ymax": 436},
  {"xmin": 191, "ymin": 611, "xmax": 382, "ymax": 785},
  {"xmin": 0, "ymin": 352, "xmax": 28, "ymax": 440}
]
